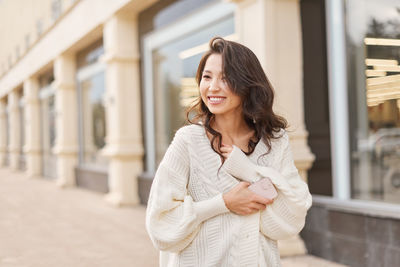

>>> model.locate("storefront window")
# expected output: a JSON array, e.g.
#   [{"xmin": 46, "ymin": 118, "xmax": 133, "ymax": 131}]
[
  {"xmin": 151, "ymin": 15, "xmax": 235, "ymax": 164},
  {"xmin": 19, "ymin": 91, "xmax": 26, "ymax": 170},
  {"xmin": 346, "ymin": 0, "xmax": 400, "ymax": 203},
  {"xmin": 39, "ymin": 72, "xmax": 57, "ymax": 178},
  {"xmin": 5, "ymin": 102, "xmax": 9, "ymax": 166},
  {"xmin": 77, "ymin": 41, "xmax": 107, "ymax": 168}
]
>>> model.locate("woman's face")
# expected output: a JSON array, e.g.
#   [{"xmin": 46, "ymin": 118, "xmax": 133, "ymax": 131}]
[{"xmin": 199, "ymin": 54, "xmax": 242, "ymax": 116}]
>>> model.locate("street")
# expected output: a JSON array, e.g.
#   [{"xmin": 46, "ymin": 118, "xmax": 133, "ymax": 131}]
[{"xmin": 0, "ymin": 169, "xmax": 346, "ymax": 267}]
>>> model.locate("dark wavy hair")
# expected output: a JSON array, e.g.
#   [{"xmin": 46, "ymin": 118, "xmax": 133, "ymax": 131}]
[{"xmin": 186, "ymin": 37, "xmax": 287, "ymax": 162}]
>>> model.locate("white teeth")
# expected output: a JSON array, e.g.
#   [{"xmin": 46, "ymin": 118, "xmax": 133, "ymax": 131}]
[{"xmin": 209, "ymin": 97, "xmax": 225, "ymax": 101}]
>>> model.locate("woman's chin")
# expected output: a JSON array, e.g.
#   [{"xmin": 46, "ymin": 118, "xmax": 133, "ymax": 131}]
[{"xmin": 208, "ymin": 108, "xmax": 225, "ymax": 115}]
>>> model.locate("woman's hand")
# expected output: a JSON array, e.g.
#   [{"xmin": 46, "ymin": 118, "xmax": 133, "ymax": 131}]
[
  {"xmin": 223, "ymin": 182, "xmax": 274, "ymax": 216},
  {"xmin": 220, "ymin": 144, "xmax": 233, "ymax": 159}
]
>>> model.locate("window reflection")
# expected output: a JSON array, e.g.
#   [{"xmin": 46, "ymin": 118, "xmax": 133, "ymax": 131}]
[
  {"xmin": 152, "ymin": 16, "xmax": 235, "ymax": 164},
  {"xmin": 79, "ymin": 71, "xmax": 107, "ymax": 166},
  {"xmin": 77, "ymin": 40, "xmax": 107, "ymax": 168},
  {"xmin": 77, "ymin": 40, "xmax": 104, "ymax": 68},
  {"xmin": 19, "ymin": 92, "xmax": 25, "ymax": 170},
  {"xmin": 39, "ymin": 76, "xmax": 57, "ymax": 179},
  {"xmin": 5, "ymin": 103, "xmax": 9, "ymax": 166},
  {"xmin": 48, "ymin": 95, "xmax": 56, "ymax": 148},
  {"xmin": 347, "ymin": 0, "xmax": 400, "ymax": 203}
]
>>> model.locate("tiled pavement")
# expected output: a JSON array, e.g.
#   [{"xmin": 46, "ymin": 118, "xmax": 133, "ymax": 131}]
[{"xmin": 0, "ymin": 168, "xmax": 347, "ymax": 267}]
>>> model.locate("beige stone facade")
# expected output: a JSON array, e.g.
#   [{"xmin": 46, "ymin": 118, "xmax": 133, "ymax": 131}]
[{"xmin": 0, "ymin": 0, "xmax": 314, "ymax": 256}]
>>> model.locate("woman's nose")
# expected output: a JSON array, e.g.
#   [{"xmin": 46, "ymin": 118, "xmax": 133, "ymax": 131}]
[{"xmin": 209, "ymin": 79, "xmax": 220, "ymax": 91}]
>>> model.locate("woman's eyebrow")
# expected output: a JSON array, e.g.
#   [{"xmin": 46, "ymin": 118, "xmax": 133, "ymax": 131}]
[{"xmin": 203, "ymin": 70, "xmax": 223, "ymax": 75}]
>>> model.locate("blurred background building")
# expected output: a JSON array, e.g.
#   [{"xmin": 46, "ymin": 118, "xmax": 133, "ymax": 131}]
[{"xmin": 0, "ymin": 0, "xmax": 399, "ymax": 266}]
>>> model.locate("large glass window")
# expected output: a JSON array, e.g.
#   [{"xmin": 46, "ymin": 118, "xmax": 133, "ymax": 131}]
[
  {"xmin": 346, "ymin": 0, "xmax": 400, "ymax": 203},
  {"xmin": 18, "ymin": 90, "xmax": 25, "ymax": 171},
  {"xmin": 149, "ymin": 13, "xmax": 235, "ymax": 166},
  {"xmin": 77, "ymin": 41, "xmax": 107, "ymax": 168},
  {"xmin": 5, "ymin": 100, "xmax": 9, "ymax": 166},
  {"xmin": 39, "ymin": 71, "xmax": 57, "ymax": 179}
]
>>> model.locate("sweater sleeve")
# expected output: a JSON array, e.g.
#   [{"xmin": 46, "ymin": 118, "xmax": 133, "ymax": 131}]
[
  {"xmin": 145, "ymin": 127, "xmax": 230, "ymax": 253},
  {"xmin": 223, "ymin": 132, "xmax": 312, "ymax": 240}
]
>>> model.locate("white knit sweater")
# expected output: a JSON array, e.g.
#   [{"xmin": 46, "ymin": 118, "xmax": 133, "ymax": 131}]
[{"xmin": 146, "ymin": 124, "xmax": 312, "ymax": 267}]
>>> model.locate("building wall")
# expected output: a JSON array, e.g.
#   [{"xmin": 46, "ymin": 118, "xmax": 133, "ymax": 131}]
[
  {"xmin": 302, "ymin": 204, "xmax": 400, "ymax": 267},
  {"xmin": 0, "ymin": 0, "xmax": 315, "ymax": 257},
  {"xmin": 0, "ymin": 0, "xmax": 156, "ymax": 205},
  {"xmin": 0, "ymin": 0, "xmax": 75, "ymax": 77}
]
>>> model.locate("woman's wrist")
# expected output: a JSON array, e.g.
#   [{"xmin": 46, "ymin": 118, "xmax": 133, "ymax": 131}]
[{"xmin": 222, "ymin": 192, "xmax": 232, "ymax": 211}]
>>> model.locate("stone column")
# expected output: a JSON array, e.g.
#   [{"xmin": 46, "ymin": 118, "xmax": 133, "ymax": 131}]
[
  {"xmin": 231, "ymin": 0, "xmax": 315, "ymax": 256},
  {"xmin": 8, "ymin": 90, "xmax": 21, "ymax": 170},
  {"xmin": 53, "ymin": 54, "xmax": 78, "ymax": 187},
  {"xmin": 23, "ymin": 78, "xmax": 42, "ymax": 177},
  {"xmin": 0, "ymin": 98, "xmax": 7, "ymax": 167},
  {"xmin": 102, "ymin": 14, "xmax": 144, "ymax": 206}
]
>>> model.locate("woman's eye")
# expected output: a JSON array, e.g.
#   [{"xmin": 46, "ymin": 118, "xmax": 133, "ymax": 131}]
[{"xmin": 202, "ymin": 75, "xmax": 211, "ymax": 79}]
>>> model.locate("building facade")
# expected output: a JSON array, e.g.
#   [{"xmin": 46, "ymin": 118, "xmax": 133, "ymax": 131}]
[
  {"xmin": 301, "ymin": 1, "xmax": 400, "ymax": 266},
  {"xmin": 0, "ymin": 0, "xmax": 399, "ymax": 265}
]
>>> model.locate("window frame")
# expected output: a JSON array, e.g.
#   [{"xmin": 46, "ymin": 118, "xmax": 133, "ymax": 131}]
[
  {"xmin": 141, "ymin": 1, "xmax": 236, "ymax": 174},
  {"xmin": 323, "ymin": 0, "xmax": 400, "ymax": 216},
  {"xmin": 76, "ymin": 60, "xmax": 106, "ymax": 167}
]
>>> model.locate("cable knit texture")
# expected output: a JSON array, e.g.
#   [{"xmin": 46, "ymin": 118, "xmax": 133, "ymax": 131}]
[{"xmin": 146, "ymin": 124, "xmax": 312, "ymax": 267}]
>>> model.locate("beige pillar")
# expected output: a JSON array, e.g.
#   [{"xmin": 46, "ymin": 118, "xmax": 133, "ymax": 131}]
[
  {"xmin": 8, "ymin": 90, "xmax": 21, "ymax": 170},
  {"xmin": 23, "ymin": 78, "xmax": 42, "ymax": 177},
  {"xmin": 53, "ymin": 54, "xmax": 78, "ymax": 187},
  {"xmin": 102, "ymin": 14, "xmax": 144, "ymax": 206},
  {"xmin": 0, "ymin": 98, "xmax": 7, "ymax": 166},
  {"xmin": 232, "ymin": 0, "xmax": 315, "ymax": 256}
]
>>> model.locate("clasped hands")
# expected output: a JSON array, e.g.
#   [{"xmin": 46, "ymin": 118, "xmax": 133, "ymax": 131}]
[{"xmin": 221, "ymin": 144, "xmax": 274, "ymax": 216}]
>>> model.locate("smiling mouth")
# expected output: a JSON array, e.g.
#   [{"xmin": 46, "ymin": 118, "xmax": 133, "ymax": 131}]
[{"xmin": 208, "ymin": 96, "xmax": 226, "ymax": 104}]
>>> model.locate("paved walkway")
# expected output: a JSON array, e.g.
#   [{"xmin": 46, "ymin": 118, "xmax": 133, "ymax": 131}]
[{"xmin": 0, "ymin": 168, "xmax": 346, "ymax": 267}]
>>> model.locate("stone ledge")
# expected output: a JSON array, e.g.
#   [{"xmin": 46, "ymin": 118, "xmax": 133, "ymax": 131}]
[{"xmin": 281, "ymin": 255, "xmax": 349, "ymax": 267}]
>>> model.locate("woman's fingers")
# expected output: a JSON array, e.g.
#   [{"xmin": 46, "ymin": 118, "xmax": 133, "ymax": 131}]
[
  {"xmin": 220, "ymin": 145, "xmax": 233, "ymax": 159},
  {"xmin": 250, "ymin": 202, "xmax": 267, "ymax": 211},
  {"xmin": 220, "ymin": 147, "xmax": 232, "ymax": 153},
  {"xmin": 239, "ymin": 181, "xmax": 251, "ymax": 188},
  {"xmin": 223, "ymin": 181, "xmax": 273, "ymax": 215}
]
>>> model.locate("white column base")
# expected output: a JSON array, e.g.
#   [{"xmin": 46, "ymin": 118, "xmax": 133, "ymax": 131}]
[
  {"xmin": 56, "ymin": 155, "xmax": 77, "ymax": 187},
  {"xmin": 105, "ymin": 159, "xmax": 141, "ymax": 206},
  {"xmin": 0, "ymin": 153, "xmax": 5, "ymax": 167},
  {"xmin": 26, "ymin": 153, "xmax": 42, "ymax": 178},
  {"xmin": 9, "ymin": 152, "xmax": 19, "ymax": 170}
]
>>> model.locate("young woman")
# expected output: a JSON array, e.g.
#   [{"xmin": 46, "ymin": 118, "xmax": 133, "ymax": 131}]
[{"xmin": 146, "ymin": 37, "xmax": 312, "ymax": 267}]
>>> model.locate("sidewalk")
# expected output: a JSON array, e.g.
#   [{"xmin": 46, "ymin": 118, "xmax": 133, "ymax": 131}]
[{"xmin": 0, "ymin": 168, "xmax": 346, "ymax": 267}]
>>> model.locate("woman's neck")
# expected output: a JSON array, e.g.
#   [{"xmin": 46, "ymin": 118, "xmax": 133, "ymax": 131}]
[{"xmin": 212, "ymin": 113, "xmax": 253, "ymax": 144}]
